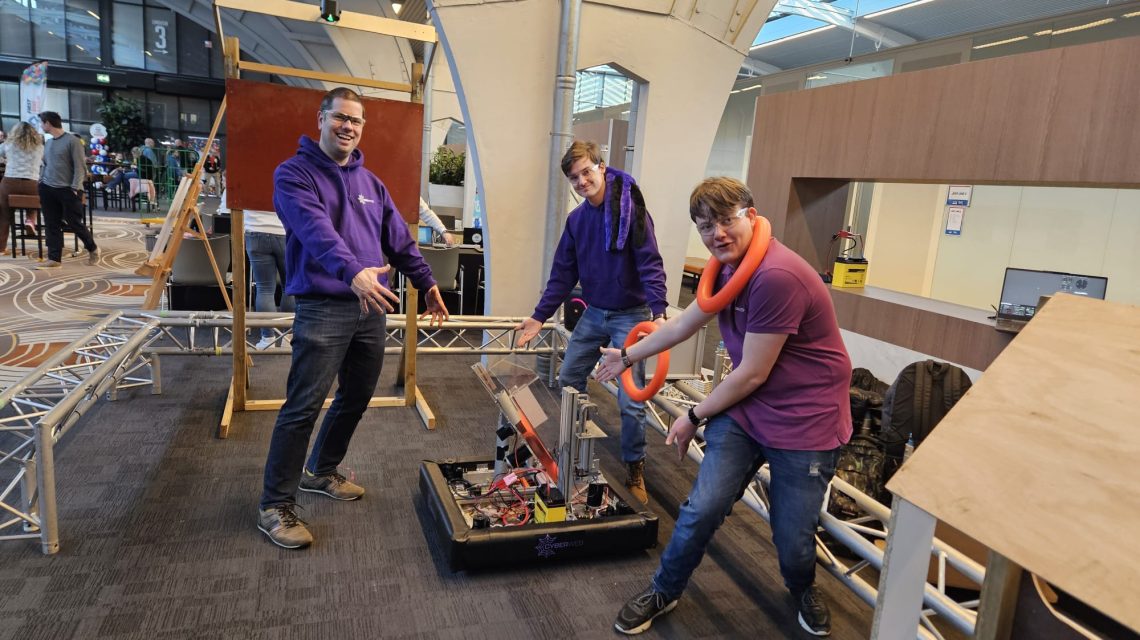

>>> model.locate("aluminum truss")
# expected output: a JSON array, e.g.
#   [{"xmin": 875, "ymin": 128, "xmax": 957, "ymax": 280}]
[{"xmin": 0, "ymin": 311, "xmax": 560, "ymax": 554}]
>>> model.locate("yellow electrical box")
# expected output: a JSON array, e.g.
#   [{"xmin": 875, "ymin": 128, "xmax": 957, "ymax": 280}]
[
  {"xmin": 832, "ymin": 257, "xmax": 869, "ymax": 288},
  {"xmin": 534, "ymin": 486, "xmax": 566, "ymax": 523}
]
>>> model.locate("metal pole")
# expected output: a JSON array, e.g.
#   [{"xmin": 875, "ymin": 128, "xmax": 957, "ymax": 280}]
[
  {"xmin": 421, "ymin": 42, "xmax": 435, "ymax": 201},
  {"xmin": 542, "ymin": 0, "xmax": 583, "ymax": 278},
  {"xmin": 624, "ymin": 82, "xmax": 639, "ymax": 172}
]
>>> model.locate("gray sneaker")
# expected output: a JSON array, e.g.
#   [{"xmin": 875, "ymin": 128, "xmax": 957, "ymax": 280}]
[
  {"xmin": 36, "ymin": 260, "xmax": 62, "ymax": 269},
  {"xmin": 87, "ymin": 248, "xmax": 100, "ymax": 265},
  {"xmin": 257, "ymin": 504, "xmax": 312, "ymax": 549},
  {"xmin": 299, "ymin": 470, "xmax": 364, "ymax": 501}
]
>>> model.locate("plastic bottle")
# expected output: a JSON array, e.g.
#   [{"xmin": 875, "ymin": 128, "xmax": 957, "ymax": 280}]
[{"xmin": 903, "ymin": 435, "xmax": 916, "ymax": 462}]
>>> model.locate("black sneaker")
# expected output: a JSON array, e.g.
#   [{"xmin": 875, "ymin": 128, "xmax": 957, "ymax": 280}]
[
  {"xmin": 795, "ymin": 584, "xmax": 831, "ymax": 636},
  {"xmin": 614, "ymin": 586, "xmax": 678, "ymax": 635}
]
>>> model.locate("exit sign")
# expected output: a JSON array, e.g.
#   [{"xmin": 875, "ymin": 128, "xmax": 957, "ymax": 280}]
[{"xmin": 96, "ymin": 73, "xmax": 111, "ymax": 84}]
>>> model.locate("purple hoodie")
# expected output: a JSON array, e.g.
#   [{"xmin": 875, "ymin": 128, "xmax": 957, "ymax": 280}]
[{"xmin": 273, "ymin": 136, "xmax": 435, "ymax": 299}]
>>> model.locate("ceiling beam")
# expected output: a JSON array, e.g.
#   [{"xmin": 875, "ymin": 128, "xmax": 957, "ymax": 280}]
[{"xmin": 773, "ymin": 0, "xmax": 915, "ymax": 48}]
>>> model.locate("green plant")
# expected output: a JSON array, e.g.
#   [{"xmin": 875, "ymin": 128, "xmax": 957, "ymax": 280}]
[
  {"xmin": 429, "ymin": 147, "xmax": 465, "ymax": 186},
  {"xmin": 97, "ymin": 96, "xmax": 147, "ymax": 154}
]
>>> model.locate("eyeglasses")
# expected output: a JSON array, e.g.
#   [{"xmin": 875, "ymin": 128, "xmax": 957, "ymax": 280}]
[
  {"xmin": 323, "ymin": 110, "xmax": 366, "ymax": 127},
  {"xmin": 695, "ymin": 208, "xmax": 749, "ymax": 236},
  {"xmin": 566, "ymin": 163, "xmax": 600, "ymax": 184}
]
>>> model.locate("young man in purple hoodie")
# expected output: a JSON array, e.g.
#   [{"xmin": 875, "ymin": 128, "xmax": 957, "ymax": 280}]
[
  {"xmin": 257, "ymin": 87, "xmax": 448, "ymax": 549},
  {"xmin": 596, "ymin": 178, "xmax": 852, "ymax": 636},
  {"xmin": 515, "ymin": 140, "xmax": 668, "ymax": 503}
]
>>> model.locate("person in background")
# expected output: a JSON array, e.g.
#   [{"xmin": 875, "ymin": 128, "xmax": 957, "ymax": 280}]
[
  {"xmin": 219, "ymin": 188, "xmax": 294, "ymax": 350},
  {"xmin": 202, "ymin": 151, "xmax": 221, "ymax": 196},
  {"xmin": 37, "ymin": 111, "xmax": 98, "ymax": 269},
  {"xmin": 597, "ymin": 177, "xmax": 851, "ymax": 637},
  {"xmin": 514, "ymin": 140, "xmax": 668, "ymax": 504},
  {"xmin": 257, "ymin": 87, "xmax": 449, "ymax": 549},
  {"xmin": 418, "ymin": 197, "xmax": 455, "ymax": 246},
  {"xmin": 0, "ymin": 122, "xmax": 44, "ymax": 253}
]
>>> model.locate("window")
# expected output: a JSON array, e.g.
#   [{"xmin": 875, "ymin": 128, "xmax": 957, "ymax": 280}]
[
  {"xmin": 0, "ymin": 2, "xmax": 32, "ymax": 57},
  {"xmin": 70, "ymin": 89, "xmax": 104, "ymax": 124},
  {"xmin": 113, "ymin": 2, "xmax": 145, "ymax": 68},
  {"xmin": 178, "ymin": 16, "xmax": 212, "ymax": 77},
  {"xmin": 67, "ymin": 0, "xmax": 102, "ymax": 65},
  {"xmin": 32, "ymin": 0, "xmax": 68, "ymax": 61},
  {"xmin": 179, "ymin": 97, "xmax": 211, "ymax": 133},
  {"xmin": 146, "ymin": 93, "xmax": 178, "ymax": 131},
  {"xmin": 144, "ymin": 6, "xmax": 178, "ymax": 73}
]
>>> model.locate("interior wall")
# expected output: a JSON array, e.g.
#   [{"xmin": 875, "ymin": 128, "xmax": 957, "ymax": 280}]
[
  {"xmin": 868, "ymin": 183, "xmax": 1140, "ymax": 309},
  {"xmin": 431, "ymin": 0, "xmax": 772, "ymax": 315}
]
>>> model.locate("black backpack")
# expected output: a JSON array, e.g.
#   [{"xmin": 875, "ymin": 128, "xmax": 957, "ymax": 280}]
[{"xmin": 880, "ymin": 360, "xmax": 971, "ymax": 479}]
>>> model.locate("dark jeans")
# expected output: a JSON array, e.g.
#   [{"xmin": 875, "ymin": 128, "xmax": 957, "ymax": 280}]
[
  {"xmin": 651, "ymin": 414, "xmax": 840, "ymax": 599},
  {"xmin": 38, "ymin": 183, "xmax": 96, "ymax": 262},
  {"xmin": 246, "ymin": 231, "xmax": 294, "ymax": 339},
  {"xmin": 558, "ymin": 304, "xmax": 651, "ymax": 463},
  {"xmin": 259, "ymin": 297, "xmax": 387, "ymax": 509}
]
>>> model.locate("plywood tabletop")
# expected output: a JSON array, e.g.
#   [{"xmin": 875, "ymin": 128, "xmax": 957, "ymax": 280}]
[{"xmin": 886, "ymin": 293, "xmax": 1140, "ymax": 632}]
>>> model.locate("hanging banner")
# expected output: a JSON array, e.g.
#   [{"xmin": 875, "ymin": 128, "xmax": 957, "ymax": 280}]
[{"xmin": 19, "ymin": 62, "xmax": 49, "ymax": 132}]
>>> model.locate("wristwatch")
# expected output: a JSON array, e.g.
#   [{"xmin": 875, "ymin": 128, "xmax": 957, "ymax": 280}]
[
  {"xmin": 687, "ymin": 406, "xmax": 708, "ymax": 427},
  {"xmin": 653, "ymin": 312, "xmax": 666, "ymax": 321}
]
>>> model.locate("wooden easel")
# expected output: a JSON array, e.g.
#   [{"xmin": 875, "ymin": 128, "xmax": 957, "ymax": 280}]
[
  {"xmin": 211, "ymin": 0, "xmax": 438, "ymax": 437},
  {"xmin": 136, "ymin": 97, "xmax": 230, "ymax": 312}
]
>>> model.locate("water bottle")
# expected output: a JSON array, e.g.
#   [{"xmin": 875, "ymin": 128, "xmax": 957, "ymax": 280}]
[{"xmin": 903, "ymin": 435, "xmax": 916, "ymax": 462}]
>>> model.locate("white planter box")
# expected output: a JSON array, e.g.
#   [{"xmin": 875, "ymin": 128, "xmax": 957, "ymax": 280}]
[{"xmin": 427, "ymin": 183, "xmax": 464, "ymax": 209}]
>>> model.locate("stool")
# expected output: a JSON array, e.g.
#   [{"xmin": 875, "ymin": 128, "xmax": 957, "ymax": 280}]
[{"xmin": 7, "ymin": 194, "xmax": 43, "ymax": 260}]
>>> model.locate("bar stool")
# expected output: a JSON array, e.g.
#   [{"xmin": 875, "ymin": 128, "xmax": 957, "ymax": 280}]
[{"xmin": 7, "ymin": 194, "xmax": 43, "ymax": 260}]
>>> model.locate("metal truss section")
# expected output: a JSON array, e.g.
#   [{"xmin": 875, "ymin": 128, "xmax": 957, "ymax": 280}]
[
  {"xmin": 0, "ymin": 312, "xmax": 163, "ymax": 553},
  {"xmin": 771, "ymin": 0, "xmax": 915, "ymax": 48}
]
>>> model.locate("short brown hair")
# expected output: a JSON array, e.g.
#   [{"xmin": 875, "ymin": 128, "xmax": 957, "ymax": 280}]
[
  {"xmin": 689, "ymin": 177, "xmax": 754, "ymax": 223},
  {"xmin": 320, "ymin": 87, "xmax": 364, "ymax": 116},
  {"xmin": 560, "ymin": 140, "xmax": 604, "ymax": 176}
]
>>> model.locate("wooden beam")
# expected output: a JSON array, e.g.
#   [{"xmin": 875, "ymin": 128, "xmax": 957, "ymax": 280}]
[
  {"xmin": 414, "ymin": 387, "xmax": 435, "ymax": 430},
  {"xmin": 219, "ymin": 380, "xmax": 234, "ymax": 439},
  {"xmin": 975, "ymin": 553, "xmax": 1023, "ymax": 640},
  {"xmin": 244, "ymin": 396, "xmax": 408, "ymax": 411},
  {"xmin": 403, "ymin": 286, "xmax": 418, "ymax": 407},
  {"xmin": 214, "ymin": 0, "xmax": 436, "ymax": 43},
  {"xmin": 871, "ymin": 497, "xmax": 937, "ymax": 640},
  {"xmin": 237, "ymin": 61, "xmax": 412, "ymax": 93}
]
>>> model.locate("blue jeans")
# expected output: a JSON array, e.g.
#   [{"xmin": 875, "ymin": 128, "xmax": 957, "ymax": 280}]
[
  {"xmin": 559, "ymin": 304, "xmax": 651, "ymax": 463},
  {"xmin": 652, "ymin": 414, "xmax": 840, "ymax": 599},
  {"xmin": 246, "ymin": 231, "xmax": 295, "ymax": 340},
  {"xmin": 259, "ymin": 297, "xmax": 387, "ymax": 509}
]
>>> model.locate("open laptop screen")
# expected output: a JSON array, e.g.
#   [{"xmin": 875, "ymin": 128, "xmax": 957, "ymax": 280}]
[
  {"xmin": 997, "ymin": 268, "xmax": 1108, "ymax": 320},
  {"xmin": 417, "ymin": 225, "xmax": 433, "ymax": 245}
]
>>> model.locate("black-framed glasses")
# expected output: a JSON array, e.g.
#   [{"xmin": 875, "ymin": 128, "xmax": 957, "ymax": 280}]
[{"xmin": 323, "ymin": 110, "xmax": 366, "ymax": 127}]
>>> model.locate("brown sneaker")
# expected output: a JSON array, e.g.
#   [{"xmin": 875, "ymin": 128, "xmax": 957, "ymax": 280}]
[
  {"xmin": 299, "ymin": 470, "xmax": 364, "ymax": 501},
  {"xmin": 626, "ymin": 459, "xmax": 648, "ymax": 504},
  {"xmin": 257, "ymin": 504, "xmax": 312, "ymax": 549},
  {"xmin": 36, "ymin": 260, "xmax": 62, "ymax": 269}
]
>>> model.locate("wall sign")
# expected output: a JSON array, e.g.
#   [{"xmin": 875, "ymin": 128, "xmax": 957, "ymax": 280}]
[
  {"xmin": 945, "ymin": 206, "xmax": 965, "ymax": 235},
  {"xmin": 947, "ymin": 185, "xmax": 973, "ymax": 206}
]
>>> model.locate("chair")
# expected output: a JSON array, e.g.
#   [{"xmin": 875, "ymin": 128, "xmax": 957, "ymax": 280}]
[
  {"xmin": 7, "ymin": 194, "xmax": 42, "ymax": 260},
  {"xmin": 419, "ymin": 246, "xmax": 463, "ymax": 314},
  {"xmin": 168, "ymin": 234, "xmax": 232, "ymax": 310}
]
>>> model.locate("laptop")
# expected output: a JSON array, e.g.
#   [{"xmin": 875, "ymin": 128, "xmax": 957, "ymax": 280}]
[{"xmin": 994, "ymin": 267, "xmax": 1108, "ymax": 333}]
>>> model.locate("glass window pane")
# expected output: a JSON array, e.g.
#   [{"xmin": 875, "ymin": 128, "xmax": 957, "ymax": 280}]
[
  {"xmin": 178, "ymin": 15, "xmax": 211, "ymax": 77},
  {"xmin": 146, "ymin": 93, "xmax": 178, "ymax": 131},
  {"xmin": 144, "ymin": 6, "xmax": 178, "ymax": 73},
  {"xmin": 67, "ymin": 0, "xmax": 102, "ymax": 64},
  {"xmin": 1, "ymin": 83, "xmax": 19, "ymax": 116},
  {"xmin": 113, "ymin": 2, "xmax": 145, "ymax": 68},
  {"xmin": 0, "ymin": 2, "xmax": 32, "ymax": 57},
  {"xmin": 179, "ymin": 97, "xmax": 211, "ymax": 133},
  {"xmin": 70, "ymin": 89, "xmax": 104, "ymax": 124},
  {"xmin": 2, "ymin": 116, "xmax": 21, "ymax": 135},
  {"xmin": 42, "ymin": 88, "xmax": 70, "ymax": 120},
  {"xmin": 32, "ymin": 0, "xmax": 68, "ymax": 61}
]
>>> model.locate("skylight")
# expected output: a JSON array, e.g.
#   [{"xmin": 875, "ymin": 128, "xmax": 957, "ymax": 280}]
[{"xmin": 754, "ymin": 0, "xmax": 929, "ymax": 47}]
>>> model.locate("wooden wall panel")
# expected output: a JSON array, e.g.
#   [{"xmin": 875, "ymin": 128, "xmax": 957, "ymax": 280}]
[
  {"xmin": 225, "ymin": 79, "xmax": 423, "ymax": 222},
  {"xmin": 748, "ymin": 37, "xmax": 1140, "ymax": 370}
]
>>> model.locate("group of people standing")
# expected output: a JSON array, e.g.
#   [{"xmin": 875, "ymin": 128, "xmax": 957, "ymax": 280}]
[
  {"xmin": 0, "ymin": 113, "xmax": 99, "ymax": 268},
  {"xmin": 252, "ymin": 86, "xmax": 852, "ymax": 638}
]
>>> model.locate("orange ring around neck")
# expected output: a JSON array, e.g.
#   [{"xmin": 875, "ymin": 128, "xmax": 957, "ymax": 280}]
[
  {"xmin": 620, "ymin": 321, "xmax": 670, "ymax": 402},
  {"xmin": 696, "ymin": 216, "xmax": 772, "ymax": 314}
]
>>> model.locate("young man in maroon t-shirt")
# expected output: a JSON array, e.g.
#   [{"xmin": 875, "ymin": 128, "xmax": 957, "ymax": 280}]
[{"xmin": 597, "ymin": 177, "xmax": 852, "ymax": 636}]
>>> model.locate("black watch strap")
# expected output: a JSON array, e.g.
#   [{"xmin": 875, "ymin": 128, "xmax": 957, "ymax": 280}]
[{"xmin": 688, "ymin": 406, "xmax": 707, "ymax": 427}]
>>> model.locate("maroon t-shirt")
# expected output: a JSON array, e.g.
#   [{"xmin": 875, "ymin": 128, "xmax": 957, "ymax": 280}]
[{"xmin": 716, "ymin": 239, "xmax": 852, "ymax": 450}]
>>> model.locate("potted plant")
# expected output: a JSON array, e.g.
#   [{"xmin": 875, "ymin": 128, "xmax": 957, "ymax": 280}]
[{"xmin": 428, "ymin": 147, "xmax": 465, "ymax": 208}]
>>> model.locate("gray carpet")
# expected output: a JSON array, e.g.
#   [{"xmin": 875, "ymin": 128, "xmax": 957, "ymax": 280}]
[{"xmin": 0, "ymin": 339, "xmax": 874, "ymax": 639}]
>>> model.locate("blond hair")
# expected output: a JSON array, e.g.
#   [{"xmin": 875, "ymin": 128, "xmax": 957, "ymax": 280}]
[{"xmin": 7, "ymin": 121, "xmax": 43, "ymax": 152}]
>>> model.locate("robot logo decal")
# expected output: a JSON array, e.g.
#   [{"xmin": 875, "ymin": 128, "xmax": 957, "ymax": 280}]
[{"xmin": 535, "ymin": 534, "xmax": 585, "ymax": 558}]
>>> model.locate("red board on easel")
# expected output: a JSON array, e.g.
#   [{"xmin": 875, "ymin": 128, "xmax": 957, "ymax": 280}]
[{"xmin": 223, "ymin": 79, "xmax": 423, "ymax": 223}]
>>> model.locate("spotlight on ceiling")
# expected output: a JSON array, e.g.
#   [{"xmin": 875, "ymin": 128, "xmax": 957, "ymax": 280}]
[{"xmin": 320, "ymin": 0, "xmax": 340, "ymax": 23}]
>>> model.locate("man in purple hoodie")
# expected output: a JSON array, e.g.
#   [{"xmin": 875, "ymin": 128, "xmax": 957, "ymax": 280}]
[
  {"xmin": 515, "ymin": 140, "xmax": 668, "ymax": 503},
  {"xmin": 257, "ymin": 87, "xmax": 448, "ymax": 549}
]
